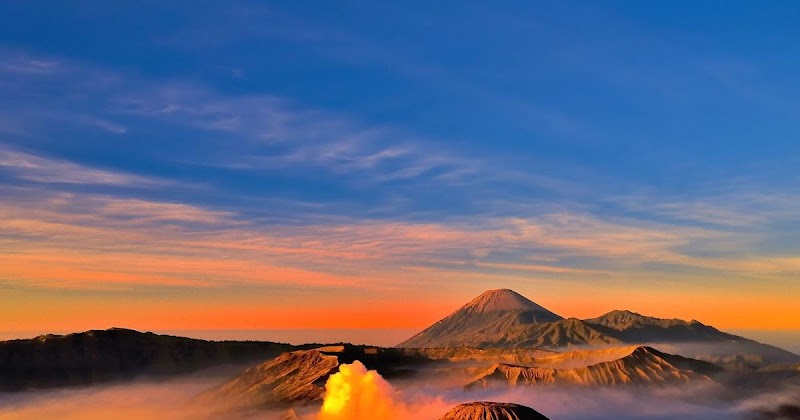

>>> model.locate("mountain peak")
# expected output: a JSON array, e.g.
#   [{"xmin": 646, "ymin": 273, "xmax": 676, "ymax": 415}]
[{"xmin": 464, "ymin": 289, "xmax": 547, "ymax": 314}]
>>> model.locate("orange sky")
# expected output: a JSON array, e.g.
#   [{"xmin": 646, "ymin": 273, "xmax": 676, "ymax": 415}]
[{"xmin": 3, "ymin": 277, "xmax": 799, "ymax": 334}]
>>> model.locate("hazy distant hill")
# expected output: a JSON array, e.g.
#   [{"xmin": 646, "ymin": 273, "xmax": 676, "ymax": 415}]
[
  {"xmin": 585, "ymin": 309, "xmax": 744, "ymax": 341},
  {"xmin": 584, "ymin": 309, "xmax": 800, "ymax": 365},
  {"xmin": 0, "ymin": 328, "xmax": 301, "ymax": 391},
  {"xmin": 397, "ymin": 289, "xmax": 800, "ymax": 365}
]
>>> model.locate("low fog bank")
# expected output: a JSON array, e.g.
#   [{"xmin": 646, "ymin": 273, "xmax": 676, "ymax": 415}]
[
  {"xmin": 0, "ymin": 381, "xmax": 213, "ymax": 420},
  {"xmin": 0, "ymin": 369, "xmax": 286, "ymax": 420},
  {"xmin": 308, "ymin": 362, "xmax": 800, "ymax": 420},
  {"xmin": 2, "ymin": 364, "xmax": 798, "ymax": 420},
  {"xmin": 384, "ymin": 384, "xmax": 738, "ymax": 420},
  {"xmin": 728, "ymin": 329, "xmax": 800, "ymax": 355}
]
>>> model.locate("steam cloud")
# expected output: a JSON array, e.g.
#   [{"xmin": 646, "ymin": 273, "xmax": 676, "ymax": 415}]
[
  {"xmin": 316, "ymin": 361, "xmax": 450, "ymax": 420},
  {"xmin": 318, "ymin": 361, "xmax": 397, "ymax": 420}
]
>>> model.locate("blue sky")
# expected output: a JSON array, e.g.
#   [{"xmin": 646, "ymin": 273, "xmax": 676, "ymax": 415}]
[{"xmin": 0, "ymin": 1, "xmax": 799, "ymax": 331}]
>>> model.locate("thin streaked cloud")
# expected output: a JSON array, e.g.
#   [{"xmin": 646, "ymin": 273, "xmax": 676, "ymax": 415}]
[
  {"xmin": 0, "ymin": 187, "xmax": 793, "ymax": 294},
  {"xmin": 0, "ymin": 146, "xmax": 163, "ymax": 186}
]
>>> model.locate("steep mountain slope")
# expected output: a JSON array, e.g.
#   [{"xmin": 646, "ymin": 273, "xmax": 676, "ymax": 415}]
[
  {"xmin": 467, "ymin": 346, "xmax": 720, "ymax": 389},
  {"xmin": 586, "ymin": 310, "xmax": 800, "ymax": 365},
  {"xmin": 207, "ymin": 344, "xmax": 436, "ymax": 408},
  {"xmin": 0, "ymin": 328, "xmax": 298, "ymax": 391},
  {"xmin": 213, "ymin": 349, "xmax": 339, "ymax": 406},
  {"xmin": 494, "ymin": 318, "xmax": 621, "ymax": 348},
  {"xmin": 398, "ymin": 289, "xmax": 617, "ymax": 349},
  {"xmin": 440, "ymin": 402, "xmax": 550, "ymax": 420}
]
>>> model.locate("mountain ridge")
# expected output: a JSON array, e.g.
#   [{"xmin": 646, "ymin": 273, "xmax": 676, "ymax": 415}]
[
  {"xmin": 397, "ymin": 289, "xmax": 800, "ymax": 365},
  {"xmin": 466, "ymin": 345, "xmax": 721, "ymax": 389}
]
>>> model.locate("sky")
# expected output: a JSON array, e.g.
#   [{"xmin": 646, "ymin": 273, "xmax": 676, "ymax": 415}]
[{"xmin": 1, "ymin": 1, "xmax": 799, "ymax": 335}]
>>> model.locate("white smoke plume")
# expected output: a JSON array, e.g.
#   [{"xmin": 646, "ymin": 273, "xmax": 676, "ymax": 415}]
[{"xmin": 316, "ymin": 361, "xmax": 450, "ymax": 420}]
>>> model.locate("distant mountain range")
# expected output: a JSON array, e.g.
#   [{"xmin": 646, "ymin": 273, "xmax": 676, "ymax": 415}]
[
  {"xmin": 2, "ymin": 288, "xmax": 797, "ymax": 397},
  {"xmin": 397, "ymin": 289, "xmax": 800, "ymax": 365}
]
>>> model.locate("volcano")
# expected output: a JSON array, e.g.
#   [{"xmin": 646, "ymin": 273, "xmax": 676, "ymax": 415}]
[{"xmin": 397, "ymin": 289, "xmax": 615, "ymax": 348}]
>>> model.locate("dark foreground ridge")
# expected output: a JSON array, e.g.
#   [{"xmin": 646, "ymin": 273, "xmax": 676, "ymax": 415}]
[{"xmin": 0, "ymin": 328, "xmax": 304, "ymax": 391}]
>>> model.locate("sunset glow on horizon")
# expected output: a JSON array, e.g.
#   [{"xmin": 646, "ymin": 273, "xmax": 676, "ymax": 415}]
[{"xmin": 2, "ymin": 2, "xmax": 800, "ymax": 336}]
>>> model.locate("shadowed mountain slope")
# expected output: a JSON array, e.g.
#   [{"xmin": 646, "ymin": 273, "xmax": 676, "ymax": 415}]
[{"xmin": 440, "ymin": 401, "xmax": 550, "ymax": 420}]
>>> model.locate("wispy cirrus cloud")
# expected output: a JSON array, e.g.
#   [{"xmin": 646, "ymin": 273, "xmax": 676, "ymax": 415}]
[
  {"xmin": 616, "ymin": 186, "xmax": 800, "ymax": 229},
  {"xmin": 116, "ymin": 83, "xmax": 478, "ymax": 184},
  {"xmin": 0, "ymin": 47, "xmax": 586, "ymax": 209},
  {"xmin": 0, "ymin": 52, "xmax": 62, "ymax": 76},
  {"xmin": 0, "ymin": 48, "xmax": 483, "ymax": 191},
  {"xmin": 2, "ymin": 185, "xmax": 793, "ymax": 295},
  {"xmin": 0, "ymin": 145, "xmax": 161, "ymax": 186},
  {"xmin": 0, "ymin": 49, "xmax": 126, "ymax": 137}
]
